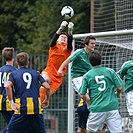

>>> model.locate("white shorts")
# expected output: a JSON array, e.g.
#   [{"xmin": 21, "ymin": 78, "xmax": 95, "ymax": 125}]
[
  {"xmin": 72, "ymin": 77, "xmax": 83, "ymax": 93},
  {"xmin": 86, "ymin": 110, "xmax": 122, "ymax": 133},
  {"xmin": 126, "ymin": 90, "xmax": 133, "ymax": 116}
]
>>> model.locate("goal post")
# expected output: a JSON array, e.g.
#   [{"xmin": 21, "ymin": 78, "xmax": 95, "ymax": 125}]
[
  {"xmin": 73, "ymin": 29, "xmax": 133, "ymax": 39},
  {"xmin": 68, "ymin": 29, "xmax": 133, "ymax": 133}
]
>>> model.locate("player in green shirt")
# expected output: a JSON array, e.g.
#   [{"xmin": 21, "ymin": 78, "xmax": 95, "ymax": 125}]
[
  {"xmin": 118, "ymin": 60, "xmax": 133, "ymax": 121},
  {"xmin": 79, "ymin": 50, "xmax": 124, "ymax": 133},
  {"xmin": 58, "ymin": 35, "xmax": 106, "ymax": 133}
]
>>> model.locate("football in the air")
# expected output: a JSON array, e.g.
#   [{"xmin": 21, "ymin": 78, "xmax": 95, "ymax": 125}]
[{"xmin": 61, "ymin": 6, "xmax": 74, "ymax": 20}]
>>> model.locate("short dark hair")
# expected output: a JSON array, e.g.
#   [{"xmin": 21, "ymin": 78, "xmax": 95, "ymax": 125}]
[
  {"xmin": 89, "ymin": 50, "xmax": 101, "ymax": 67},
  {"xmin": 83, "ymin": 35, "xmax": 96, "ymax": 46},
  {"xmin": 60, "ymin": 32, "xmax": 68, "ymax": 37}
]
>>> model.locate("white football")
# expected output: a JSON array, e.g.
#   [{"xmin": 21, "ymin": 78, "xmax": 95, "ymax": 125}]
[{"xmin": 61, "ymin": 6, "xmax": 74, "ymax": 20}]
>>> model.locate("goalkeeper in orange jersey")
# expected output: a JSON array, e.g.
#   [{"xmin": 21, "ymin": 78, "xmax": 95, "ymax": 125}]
[{"xmin": 40, "ymin": 21, "xmax": 74, "ymax": 102}]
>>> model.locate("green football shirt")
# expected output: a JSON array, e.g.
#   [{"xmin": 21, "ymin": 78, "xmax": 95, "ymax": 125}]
[
  {"xmin": 118, "ymin": 60, "xmax": 133, "ymax": 93},
  {"xmin": 70, "ymin": 48, "xmax": 92, "ymax": 79},
  {"xmin": 79, "ymin": 66, "xmax": 124, "ymax": 112}
]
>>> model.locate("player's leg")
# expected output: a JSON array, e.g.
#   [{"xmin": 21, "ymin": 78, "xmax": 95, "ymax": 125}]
[
  {"xmin": 41, "ymin": 71, "xmax": 51, "ymax": 84},
  {"xmin": 0, "ymin": 111, "xmax": 14, "ymax": 133},
  {"xmin": 40, "ymin": 71, "xmax": 51, "ymax": 102},
  {"xmin": 72, "ymin": 77, "xmax": 86, "ymax": 133},
  {"xmin": 6, "ymin": 114, "xmax": 29, "ymax": 133},
  {"xmin": 40, "ymin": 86, "xmax": 53, "ymax": 102},
  {"xmin": 29, "ymin": 114, "xmax": 46, "ymax": 133},
  {"xmin": 86, "ymin": 130, "xmax": 106, "ymax": 133},
  {"xmin": 77, "ymin": 99, "xmax": 89, "ymax": 133},
  {"xmin": 126, "ymin": 91, "xmax": 133, "ymax": 118},
  {"xmin": 86, "ymin": 112, "xmax": 106, "ymax": 133},
  {"xmin": 40, "ymin": 87, "xmax": 47, "ymax": 102},
  {"xmin": 86, "ymin": 131, "xmax": 93, "ymax": 133},
  {"xmin": 99, "ymin": 124, "xmax": 107, "ymax": 133},
  {"xmin": 106, "ymin": 110, "xmax": 122, "ymax": 133},
  {"xmin": 40, "ymin": 70, "xmax": 63, "ymax": 102},
  {"xmin": 0, "ymin": 128, "xmax": 7, "ymax": 133},
  {"xmin": 1, "ymin": 111, "xmax": 13, "ymax": 124}
]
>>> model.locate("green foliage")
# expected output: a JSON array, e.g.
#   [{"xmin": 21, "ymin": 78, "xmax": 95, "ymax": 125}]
[{"xmin": 0, "ymin": 0, "xmax": 91, "ymax": 54}]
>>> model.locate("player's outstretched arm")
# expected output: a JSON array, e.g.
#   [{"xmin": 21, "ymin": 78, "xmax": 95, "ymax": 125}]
[
  {"xmin": 67, "ymin": 22, "xmax": 74, "ymax": 51},
  {"xmin": 67, "ymin": 35, "xmax": 73, "ymax": 51},
  {"xmin": 49, "ymin": 34, "xmax": 60, "ymax": 47},
  {"xmin": 57, "ymin": 57, "xmax": 70, "ymax": 76}
]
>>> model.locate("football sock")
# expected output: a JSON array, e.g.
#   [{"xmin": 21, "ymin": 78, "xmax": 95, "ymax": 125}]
[{"xmin": 40, "ymin": 87, "xmax": 46, "ymax": 102}]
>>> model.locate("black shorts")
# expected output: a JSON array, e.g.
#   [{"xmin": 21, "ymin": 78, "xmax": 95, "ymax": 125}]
[
  {"xmin": 77, "ymin": 102, "xmax": 90, "ymax": 129},
  {"xmin": 6, "ymin": 114, "xmax": 46, "ymax": 133}
]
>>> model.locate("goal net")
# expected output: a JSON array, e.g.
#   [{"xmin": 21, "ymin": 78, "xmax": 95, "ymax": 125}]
[
  {"xmin": 68, "ymin": 29, "xmax": 133, "ymax": 133},
  {"xmin": 93, "ymin": 0, "xmax": 133, "ymax": 32}
]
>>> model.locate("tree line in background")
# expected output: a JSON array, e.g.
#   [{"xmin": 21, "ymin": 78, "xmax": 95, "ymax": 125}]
[{"xmin": 0, "ymin": 0, "xmax": 91, "ymax": 56}]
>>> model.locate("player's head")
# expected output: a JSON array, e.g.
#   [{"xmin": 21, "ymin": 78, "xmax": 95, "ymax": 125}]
[
  {"xmin": 83, "ymin": 35, "xmax": 96, "ymax": 52},
  {"xmin": 2, "ymin": 47, "xmax": 14, "ymax": 61},
  {"xmin": 16, "ymin": 52, "xmax": 29, "ymax": 67},
  {"xmin": 89, "ymin": 50, "xmax": 101, "ymax": 67},
  {"xmin": 57, "ymin": 32, "xmax": 68, "ymax": 45}
]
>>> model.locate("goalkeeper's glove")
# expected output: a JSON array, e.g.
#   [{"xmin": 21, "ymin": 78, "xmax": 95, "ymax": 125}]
[
  {"xmin": 57, "ymin": 21, "xmax": 68, "ymax": 34},
  {"xmin": 68, "ymin": 22, "xmax": 74, "ymax": 35}
]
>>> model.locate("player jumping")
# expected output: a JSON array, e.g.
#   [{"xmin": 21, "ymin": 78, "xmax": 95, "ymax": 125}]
[{"xmin": 40, "ymin": 21, "xmax": 74, "ymax": 102}]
